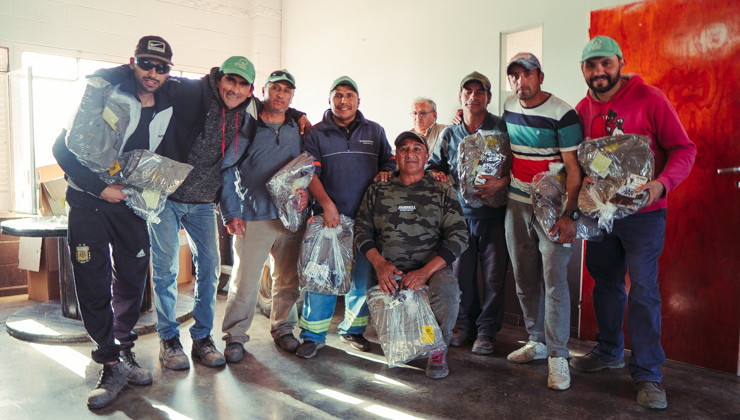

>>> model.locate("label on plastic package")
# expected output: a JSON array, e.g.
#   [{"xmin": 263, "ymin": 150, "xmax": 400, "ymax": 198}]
[
  {"xmin": 421, "ymin": 325, "xmax": 435, "ymax": 343},
  {"xmin": 102, "ymin": 106, "xmax": 120, "ymax": 130},
  {"xmin": 108, "ymin": 160, "xmax": 121, "ymax": 176},
  {"xmin": 590, "ymin": 152, "xmax": 613, "ymax": 178},
  {"xmin": 617, "ymin": 174, "xmax": 648, "ymax": 198},
  {"xmin": 142, "ymin": 189, "xmax": 160, "ymax": 209}
]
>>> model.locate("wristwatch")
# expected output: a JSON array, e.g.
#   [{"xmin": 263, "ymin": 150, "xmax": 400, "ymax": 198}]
[{"xmin": 563, "ymin": 210, "xmax": 580, "ymax": 221}]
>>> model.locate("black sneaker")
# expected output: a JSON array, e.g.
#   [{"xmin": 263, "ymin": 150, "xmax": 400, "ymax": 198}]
[
  {"xmin": 569, "ymin": 351, "xmax": 625, "ymax": 372},
  {"xmin": 87, "ymin": 362, "xmax": 127, "ymax": 410},
  {"xmin": 119, "ymin": 349, "xmax": 152, "ymax": 386},
  {"xmin": 159, "ymin": 336, "xmax": 190, "ymax": 370},
  {"xmin": 191, "ymin": 336, "xmax": 226, "ymax": 367},
  {"xmin": 296, "ymin": 341, "xmax": 325, "ymax": 359},
  {"xmin": 339, "ymin": 333, "xmax": 371, "ymax": 352}
]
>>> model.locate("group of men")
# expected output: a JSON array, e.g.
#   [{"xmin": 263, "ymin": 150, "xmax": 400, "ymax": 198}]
[{"xmin": 55, "ymin": 34, "xmax": 695, "ymax": 412}]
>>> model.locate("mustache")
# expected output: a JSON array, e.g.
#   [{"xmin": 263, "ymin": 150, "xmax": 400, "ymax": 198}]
[{"xmin": 589, "ymin": 75, "xmax": 610, "ymax": 83}]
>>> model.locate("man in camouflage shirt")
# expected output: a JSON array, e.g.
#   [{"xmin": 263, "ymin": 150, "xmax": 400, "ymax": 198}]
[{"xmin": 355, "ymin": 131, "xmax": 469, "ymax": 379}]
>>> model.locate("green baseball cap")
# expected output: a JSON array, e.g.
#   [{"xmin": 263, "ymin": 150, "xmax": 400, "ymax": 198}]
[
  {"xmin": 220, "ymin": 56, "xmax": 256, "ymax": 84},
  {"xmin": 460, "ymin": 71, "xmax": 491, "ymax": 94},
  {"xmin": 581, "ymin": 36, "xmax": 623, "ymax": 62},
  {"xmin": 266, "ymin": 69, "xmax": 296, "ymax": 88},
  {"xmin": 330, "ymin": 76, "xmax": 358, "ymax": 94}
]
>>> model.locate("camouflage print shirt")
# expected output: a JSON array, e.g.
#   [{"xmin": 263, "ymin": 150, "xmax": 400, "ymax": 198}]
[{"xmin": 355, "ymin": 172, "xmax": 469, "ymax": 272}]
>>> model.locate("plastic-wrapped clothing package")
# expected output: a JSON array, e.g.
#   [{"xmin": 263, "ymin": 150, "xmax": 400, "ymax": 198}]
[
  {"xmin": 367, "ymin": 285, "xmax": 446, "ymax": 367},
  {"xmin": 108, "ymin": 150, "xmax": 193, "ymax": 223},
  {"xmin": 577, "ymin": 134, "xmax": 654, "ymax": 232},
  {"xmin": 266, "ymin": 151, "xmax": 315, "ymax": 232},
  {"xmin": 298, "ymin": 214, "xmax": 354, "ymax": 295},
  {"xmin": 457, "ymin": 130, "xmax": 512, "ymax": 208},
  {"xmin": 530, "ymin": 163, "xmax": 603, "ymax": 242},
  {"xmin": 66, "ymin": 77, "xmax": 131, "ymax": 173}
]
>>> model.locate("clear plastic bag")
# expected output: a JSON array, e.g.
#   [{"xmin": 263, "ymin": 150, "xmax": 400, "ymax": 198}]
[
  {"xmin": 457, "ymin": 130, "xmax": 512, "ymax": 208},
  {"xmin": 298, "ymin": 214, "xmax": 354, "ymax": 295},
  {"xmin": 577, "ymin": 134, "xmax": 654, "ymax": 232},
  {"xmin": 66, "ymin": 77, "xmax": 131, "ymax": 173},
  {"xmin": 367, "ymin": 285, "xmax": 446, "ymax": 367},
  {"xmin": 266, "ymin": 152, "xmax": 315, "ymax": 232},
  {"xmin": 530, "ymin": 163, "xmax": 603, "ymax": 242}
]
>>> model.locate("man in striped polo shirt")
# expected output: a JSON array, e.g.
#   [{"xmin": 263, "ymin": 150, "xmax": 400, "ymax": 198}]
[{"xmin": 502, "ymin": 53, "xmax": 583, "ymax": 391}]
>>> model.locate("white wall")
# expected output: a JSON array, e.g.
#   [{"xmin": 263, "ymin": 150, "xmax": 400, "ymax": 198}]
[{"xmin": 281, "ymin": 0, "xmax": 636, "ymax": 141}]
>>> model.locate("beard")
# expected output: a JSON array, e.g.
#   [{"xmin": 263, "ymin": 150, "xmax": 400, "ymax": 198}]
[{"xmin": 588, "ymin": 72, "xmax": 620, "ymax": 93}]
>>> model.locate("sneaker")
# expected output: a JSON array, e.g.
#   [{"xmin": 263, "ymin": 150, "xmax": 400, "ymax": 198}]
[
  {"xmin": 547, "ymin": 357, "xmax": 571, "ymax": 390},
  {"xmin": 87, "ymin": 362, "xmax": 127, "ymax": 410},
  {"xmin": 471, "ymin": 335, "xmax": 495, "ymax": 355},
  {"xmin": 275, "ymin": 334, "xmax": 300, "ymax": 353},
  {"xmin": 635, "ymin": 381, "xmax": 668, "ymax": 409},
  {"xmin": 159, "ymin": 336, "xmax": 190, "ymax": 370},
  {"xmin": 569, "ymin": 351, "xmax": 625, "ymax": 372},
  {"xmin": 191, "ymin": 336, "xmax": 226, "ymax": 367},
  {"xmin": 507, "ymin": 341, "xmax": 547, "ymax": 363},
  {"xmin": 426, "ymin": 347, "xmax": 449, "ymax": 379},
  {"xmin": 449, "ymin": 326, "xmax": 470, "ymax": 347},
  {"xmin": 224, "ymin": 342, "xmax": 245, "ymax": 363},
  {"xmin": 339, "ymin": 333, "xmax": 371, "ymax": 352},
  {"xmin": 119, "ymin": 349, "xmax": 152, "ymax": 386},
  {"xmin": 296, "ymin": 341, "xmax": 325, "ymax": 359}
]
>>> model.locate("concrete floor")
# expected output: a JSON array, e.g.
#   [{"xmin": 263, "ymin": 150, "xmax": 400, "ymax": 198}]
[{"xmin": 0, "ymin": 289, "xmax": 738, "ymax": 420}]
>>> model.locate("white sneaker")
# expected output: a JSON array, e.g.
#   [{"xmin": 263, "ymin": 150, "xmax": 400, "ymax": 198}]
[
  {"xmin": 548, "ymin": 357, "xmax": 571, "ymax": 390},
  {"xmin": 507, "ymin": 341, "xmax": 547, "ymax": 363}
]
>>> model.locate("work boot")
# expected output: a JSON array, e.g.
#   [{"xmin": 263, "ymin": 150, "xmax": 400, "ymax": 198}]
[
  {"xmin": 191, "ymin": 336, "xmax": 226, "ymax": 367},
  {"xmin": 471, "ymin": 335, "xmax": 495, "ymax": 355},
  {"xmin": 159, "ymin": 336, "xmax": 190, "ymax": 370},
  {"xmin": 339, "ymin": 333, "xmax": 371, "ymax": 352},
  {"xmin": 449, "ymin": 326, "xmax": 470, "ymax": 347},
  {"xmin": 635, "ymin": 381, "xmax": 668, "ymax": 409},
  {"xmin": 119, "ymin": 348, "xmax": 152, "ymax": 386},
  {"xmin": 426, "ymin": 347, "xmax": 449, "ymax": 379},
  {"xmin": 275, "ymin": 334, "xmax": 300, "ymax": 353},
  {"xmin": 569, "ymin": 351, "xmax": 625, "ymax": 372},
  {"xmin": 224, "ymin": 342, "xmax": 245, "ymax": 363},
  {"xmin": 87, "ymin": 362, "xmax": 127, "ymax": 410}
]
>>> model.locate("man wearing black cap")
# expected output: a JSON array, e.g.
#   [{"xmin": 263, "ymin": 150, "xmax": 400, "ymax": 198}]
[
  {"xmin": 53, "ymin": 35, "xmax": 175, "ymax": 410},
  {"xmin": 501, "ymin": 52, "xmax": 583, "ymax": 391},
  {"xmin": 219, "ymin": 70, "xmax": 307, "ymax": 362},
  {"xmin": 355, "ymin": 131, "xmax": 468, "ymax": 378},
  {"xmin": 427, "ymin": 71, "xmax": 509, "ymax": 356}
]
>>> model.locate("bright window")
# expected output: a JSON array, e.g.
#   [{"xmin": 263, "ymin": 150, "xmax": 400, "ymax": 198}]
[{"xmin": 499, "ymin": 26, "xmax": 543, "ymax": 114}]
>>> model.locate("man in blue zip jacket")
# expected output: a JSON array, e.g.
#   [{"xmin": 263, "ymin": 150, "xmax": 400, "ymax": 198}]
[{"xmin": 297, "ymin": 76, "xmax": 396, "ymax": 359}]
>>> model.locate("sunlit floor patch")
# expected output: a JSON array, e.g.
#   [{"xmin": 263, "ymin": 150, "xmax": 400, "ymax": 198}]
[
  {"xmin": 365, "ymin": 404, "xmax": 426, "ymax": 420},
  {"xmin": 316, "ymin": 389, "xmax": 363, "ymax": 405},
  {"xmin": 146, "ymin": 398, "xmax": 195, "ymax": 420},
  {"xmin": 372, "ymin": 374, "xmax": 409, "ymax": 387},
  {"xmin": 29, "ymin": 343, "xmax": 90, "ymax": 378},
  {"xmin": 9, "ymin": 319, "xmax": 60, "ymax": 336}
]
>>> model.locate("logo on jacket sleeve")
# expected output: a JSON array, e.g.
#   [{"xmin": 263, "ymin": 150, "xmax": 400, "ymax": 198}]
[
  {"xmin": 397, "ymin": 205, "xmax": 416, "ymax": 212},
  {"xmin": 76, "ymin": 244, "xmax": 90, "ymax": 264}
]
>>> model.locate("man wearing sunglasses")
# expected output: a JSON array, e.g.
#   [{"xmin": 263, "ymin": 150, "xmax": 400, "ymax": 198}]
[{"xmin": 53, "ymin": 35, "xmax": 176, "ymax": 410}]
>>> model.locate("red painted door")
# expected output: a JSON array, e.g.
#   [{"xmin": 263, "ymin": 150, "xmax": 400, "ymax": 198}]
[{"xmin": 578, "ymin": 0, "xmax": 740, "ymax": 374}]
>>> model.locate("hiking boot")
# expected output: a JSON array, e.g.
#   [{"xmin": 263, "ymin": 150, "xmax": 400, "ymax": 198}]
[
  {"xmin": 635, "ymin": 381, "xmax": 668, "ymax": 409},
  {"xmin": 507, "ymin": 340, "xmax": 547, "ymax": 363},
  {"xmin": 224, "ymin": 342, "xmax": 245, "ymax": 363},
  {"xmin": 296, "ymin": 341, "xmax": 325, "ymax": 359},
  {"xmin": 339, "ymin": 333, "xmax": 371, "ymax": 352},
  {"xmin": 275, "ymin": 334, "xmax": 300, "ymax": 353},
  {"xmin": 449, "ymin": 326, "xmax": 470, "ymax": 347},
  {"xmin": 426, "ymin": 347, "xmax": 449, "ymax": 379},
  {"xmin": 87, "ymin": 362, "xmax": 127, "ymax": 410},
  {"xmin": 119, "ymin": 349, "xmax": 152, "ymax": 386},
  {"xmin": 471, "ymin": 335, "xmax": 495, "ymax": 355},
  {"xmin": 547, "ymin": 357, "xmax": 571, "ymax": 391},
  {"xmin": 159, "ymin": 336, "xmax": 190, "ymax": 370},
  {"xmin": 191, "ymin": 336, "xmax": 226, "ymax": 367},
  {"xmin": 569, "ymin": 351, "xmax": 625, "ymax": 372}
]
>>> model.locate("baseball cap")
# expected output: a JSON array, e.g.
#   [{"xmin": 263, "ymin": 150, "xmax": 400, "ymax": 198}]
[
  {"xmin": 507, "ymin": 52, "xmax": 542, "ymax": 74},
  {"xmin": 220, "ymin": 56, "xmax": 256, "ymax": 84},
  {"xmin": 330, "ymin": 76, "xmax": 358, "ymax": 94},
  {"xmin": 460, "ymin": 71, "xmax": 491, "ymax": 94},
  {"xmin": 135, "ymin": 35, "xmax": 173, "ymax": 65},
  {"xmin": 394, "ymin": 130, "xmax": 428, "ymax": 151},
  {"xmin": 581, "ymin": 35, "xmax": 623, "ymax": 62},
  {"xmin": 267, "ymin": 69, "xmax": 296, "ymax": 88}
]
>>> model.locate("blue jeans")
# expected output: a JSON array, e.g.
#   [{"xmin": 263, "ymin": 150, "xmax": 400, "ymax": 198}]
[
  {"xmin": 585, "ymin": 210, "xmax": 666, "ymax": 382},
  {"xmin": 150, "ymin": 200, "xmax": 220, "ymax": 341},
  {"xmin": 299, "ymin": 252, "xmax": 372, "ymax": 344}
]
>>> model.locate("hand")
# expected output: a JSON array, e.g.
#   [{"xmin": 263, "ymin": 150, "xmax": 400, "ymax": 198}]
[
  {"xmin": 100, "ymin": 185, "xmax": 128, "ymax": 203},
  {"xmin": 473, "ymin": 175, "xmax": 508, "ymax": 198},
  {"xmin": 549, "ymin": 216, "xmax": 577, "ymax": 244},
  {"xmin": 294, "ymin": 188, "xmax": 309, "ymax": 211},
  {"xmin": 400, "ymin": 269, "xmax": 431, "ymax": 291},
  {"xmin": 373, "ymin": 171, "xmax": 392, "ymax": 183},
  {"xmin": 451, "ymin": 108, "xmax": 463, "ymax": 125},
  {"xmin": 322, "ymin": 202, "xmax": 340, "ymax": 228},
  {"xmin": 298, "ymin": 115, "xmax": 312, "ymax": 137},
  {"xmin": 582, "ymin": 176, "xmax": 595, "ymax": 187},
  {"xmin": 374, "ymin": 260, "xmax": 403, "ymax": 295},
  {"xmin": 226, "ymin": 217, "xmax": 246, "ymax": 236},
  {"xmin": 636, "ymin": 180, "xmax": 666, "ymax": 207},
  {"xmin": 430, "ymin": 170, "xmax": 450, "ymax": 184}
]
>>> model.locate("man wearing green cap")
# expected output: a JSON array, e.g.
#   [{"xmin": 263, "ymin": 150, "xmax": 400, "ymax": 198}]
[
  {"xmin": 427, "ymin": 71, "xmax": 509, "ymax": 357},
  {"xmin": 569, "ymin": 35, "xmax": 696, "ymax": 409}
]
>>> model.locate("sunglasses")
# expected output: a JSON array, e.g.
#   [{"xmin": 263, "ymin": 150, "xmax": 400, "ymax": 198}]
[
  {"xmin": 270, "ymin": 70, "xmax": 295, "ymax": 83},
  {"xmin": 135, "ymin": 58, "xmax": 171, "ymax": 74}
]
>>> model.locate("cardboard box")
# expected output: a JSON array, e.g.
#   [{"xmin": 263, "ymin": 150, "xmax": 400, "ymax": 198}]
[
  {"xmin": 18, "ymin": 236, "xmax": 60, "ymax": 302},
  {"xmin": 36, "ymin": 164, "xmax": 67, "ymax": 217}
]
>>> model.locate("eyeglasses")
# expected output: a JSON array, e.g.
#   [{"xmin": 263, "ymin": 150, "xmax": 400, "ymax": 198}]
[
  {"xmin": 135, "ymin": 58, "xmax": 171, "ymax": 74},
  {"xmin": 410, "ymin": 111, "xmax": 434, "ymax": 118}
]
